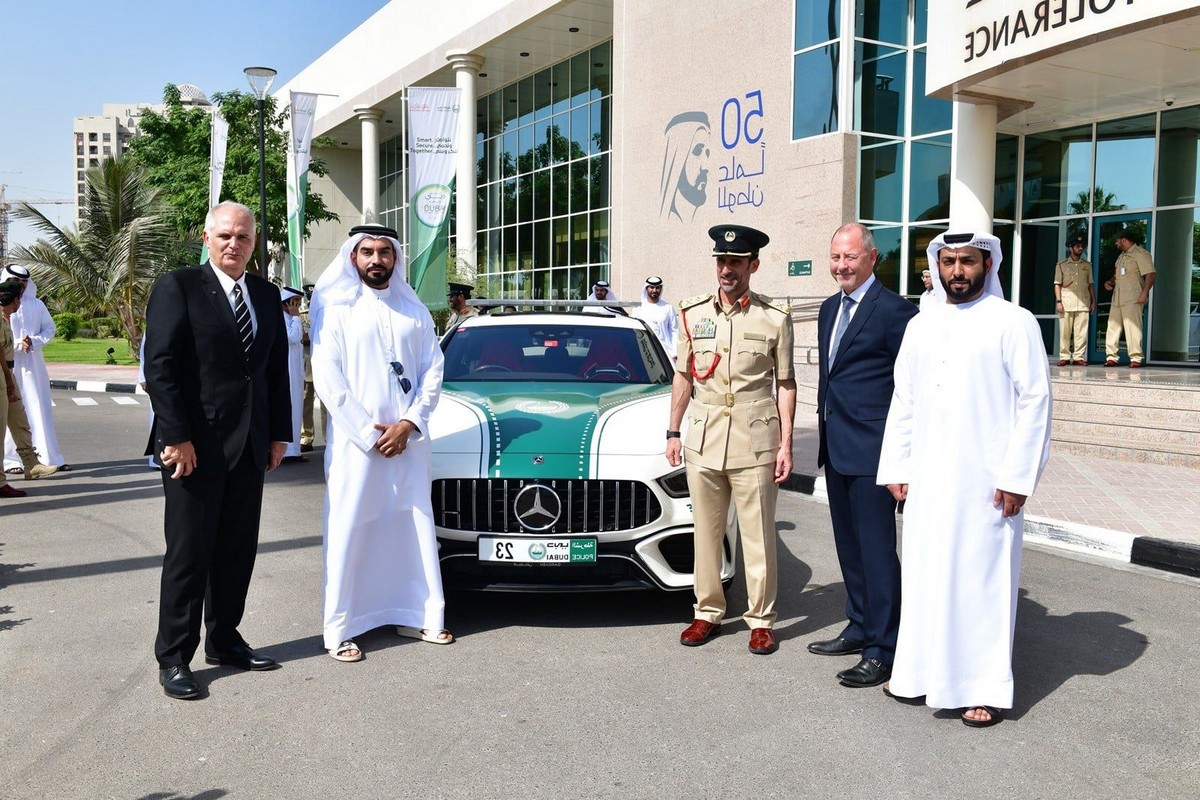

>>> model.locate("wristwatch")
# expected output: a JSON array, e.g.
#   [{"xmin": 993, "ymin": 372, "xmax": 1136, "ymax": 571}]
[{"xmin": 666, "ymin": 430, "xmax": 681, "ymax": 439}]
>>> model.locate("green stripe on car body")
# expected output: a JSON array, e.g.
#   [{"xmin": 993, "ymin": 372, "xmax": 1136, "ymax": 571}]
[{"xmin": 442, "ymin": 381, "xmax": 670, "ymax": 478}]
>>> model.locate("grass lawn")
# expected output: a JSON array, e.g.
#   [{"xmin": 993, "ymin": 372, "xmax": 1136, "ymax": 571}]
[{"xmin": 40, "ymin": 337, "xmax": 138, "ymax": 366}]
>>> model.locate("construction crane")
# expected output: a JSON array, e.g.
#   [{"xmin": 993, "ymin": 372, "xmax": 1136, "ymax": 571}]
[{"xmin": 0, "ymin": 183, "xmax": 74, "ymax": 267}]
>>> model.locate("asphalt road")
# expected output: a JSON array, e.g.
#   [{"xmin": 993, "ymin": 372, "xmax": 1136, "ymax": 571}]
[{"xmin": 2, "ymin": 389, "xmax": 1198, "ymax": 799}]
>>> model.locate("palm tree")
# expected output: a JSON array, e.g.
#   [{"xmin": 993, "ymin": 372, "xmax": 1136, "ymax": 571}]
[{"xmin": 11, "ymin": 157, "xmax": 174, "ymax": 353}]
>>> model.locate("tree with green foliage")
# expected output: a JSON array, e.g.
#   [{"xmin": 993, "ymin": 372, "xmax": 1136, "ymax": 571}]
[
  {"xmin": 127, "ymin": 83, "xmax": 339, "ymax": 272},
  {"xmin": 12, "ymin": 157, "xmax": 174, "ymax": 351}
]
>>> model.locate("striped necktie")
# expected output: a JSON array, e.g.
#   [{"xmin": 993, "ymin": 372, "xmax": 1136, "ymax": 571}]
[
  {"xmin": 830, "ymin": 294, "xmax": 855, "ymax": 364},
  {"xmin": 233, "ymin": 284, "xmax": 254, "ymax": 355}
]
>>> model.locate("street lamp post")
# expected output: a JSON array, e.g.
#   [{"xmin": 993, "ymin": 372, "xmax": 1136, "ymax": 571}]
[{"xmin": 244, "ymin": 66, "xmax": 277, "ymax": 276}]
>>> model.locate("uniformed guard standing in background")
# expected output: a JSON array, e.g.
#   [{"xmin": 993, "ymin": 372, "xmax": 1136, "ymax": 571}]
[
  {"xmin": 1104, "ymin": 228, "xmax": 1156, "ymax": 368},
  {"xmin": 666, "ymin": 224, "xmax": 796, "ymax": 656},
  {"xmin": 1054, "ymin": 234, "xmax": 1095, "ymax": 366}
]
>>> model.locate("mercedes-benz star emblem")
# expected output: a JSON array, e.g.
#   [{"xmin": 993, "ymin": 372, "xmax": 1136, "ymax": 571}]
[{"xmin": 513, "ymin": 484, "xmax": 562, "ymax": 532}]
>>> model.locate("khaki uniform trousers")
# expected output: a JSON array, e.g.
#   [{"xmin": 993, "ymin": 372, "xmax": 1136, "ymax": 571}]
[
  {"xmin": 686, "ymin": 458, "xmax": 778, "ymax": 628},
  {"xmin": 0, "ymin": 374, "xmax": 8, "ymax": 488},
  {"xmin": 1059, "ymin": 311, "xmax": 1089, "ymax": 361},
  {"xmin": 1106, "ymin": 303, "xmax": 1145, "ymax": 362}
]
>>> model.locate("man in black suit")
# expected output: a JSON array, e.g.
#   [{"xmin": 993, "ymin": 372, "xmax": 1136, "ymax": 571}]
[
  {"xmin": 811, "ymin": 223, "xmax": 917, "ymax": 688},
  {"xmin": 144, "ymin": 201, "xmax": 292, "ymax": 700}
]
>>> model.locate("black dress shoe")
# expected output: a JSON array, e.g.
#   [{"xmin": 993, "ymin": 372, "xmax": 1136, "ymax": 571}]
[
  {"xmin": 300, "ymin": 442, "xmax": 314, "ymax": 453},
  {"xmin": 807, "ymin": 636, "xmax": 864, "ymax": 656},
  {"xmin": 837, "ymin": 657, "xmax": 891, "ymax": 688},
  {"xmin": 159, "ymin": 665, "xmax": 201, "ymax": 700},
  {"xmin": 204, "ymin": 643, "xmax": 280, "ymax": 671}
]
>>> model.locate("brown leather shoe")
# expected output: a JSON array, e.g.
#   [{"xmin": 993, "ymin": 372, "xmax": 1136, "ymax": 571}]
[
  {"xmin": 1129, "ymin": 361, "xmax": 1142, "ymax": 368},
  {"xmin": 748, "ymin": 627, "xmax": 778, "ymax": 655},
  {"xmin": 1104, "ymin": 360, "xmax": 1118, "ymax": 367},
  {"xmin": 0, "ymin": 484, "xmax": 29, "ymax": 498},
  {"xmin": 680, "ymin": 619, "xmax": 719, "ymax": 647},
  {"xmin": 1056, "ymin": 359, "xmax": 1069, "ymax": 367},
  {"xmin": 1073, "ymin": 360, "xmax": 1087, "ymax": 366}
]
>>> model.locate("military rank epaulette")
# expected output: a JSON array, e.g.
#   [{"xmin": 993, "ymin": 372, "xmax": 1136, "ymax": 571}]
[
  {"xmin": 754, "ymin": 292, "xmax": 791, "ymax": 314},
  {"xmin": 678, "ymin": 293, "xmax": 712, "ymax": 310}
]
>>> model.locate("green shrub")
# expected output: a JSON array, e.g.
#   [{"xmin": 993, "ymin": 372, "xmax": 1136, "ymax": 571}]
[
  {"xmin": 53, "ymin": 313, "xmax": 83, "ymax": 341},
  {"xmin": 90, "ymin": 316, "xmax": 121, "ymax": 339}
]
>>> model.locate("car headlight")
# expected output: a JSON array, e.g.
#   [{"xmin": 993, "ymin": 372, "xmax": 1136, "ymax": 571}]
[{"xmin": 657, "ymin": 468, "xmax": 690, "ymax": 498}]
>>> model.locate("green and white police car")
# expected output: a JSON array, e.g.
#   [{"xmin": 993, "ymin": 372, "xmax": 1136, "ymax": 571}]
[{"xmin": 429, "ymin": 309, "xmax": 736, "ymax": 591}]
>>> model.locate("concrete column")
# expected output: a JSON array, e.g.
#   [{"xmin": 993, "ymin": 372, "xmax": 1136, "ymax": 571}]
[
  {"xmin": 447, "ymin": 50, "xmax": 485, "ymax": 282},
  {"xmin": 354, "ymin": 105, "xmax": 384, "ymax": 224},
  {"xmin": 949, "ymin": 100, "xmax": 997, "ymax": 234}
]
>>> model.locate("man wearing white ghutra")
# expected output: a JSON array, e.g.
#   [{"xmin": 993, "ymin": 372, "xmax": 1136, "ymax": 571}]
[{"xmin": 309, "ymin": 224, "xmax": 452, "ymax": 663}]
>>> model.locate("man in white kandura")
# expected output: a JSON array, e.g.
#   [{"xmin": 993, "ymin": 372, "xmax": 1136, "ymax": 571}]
[
  {"xmin": 918, "ymin": 269, "xmax": 936, "ymax": 311},
  {"xmin": 310, "ymin": 224, "xmax": 452, "ymax": 663},
  {"xmin": 876, "ymin": 231, "xmax": 1052, "ymax": 729},
  {"xmin": 632, "ymin": 275, "xmax": 679, "ymax": 359},
  {"xmin": 583, "ymin": 279, "xmax": 620, "ymax": 314},
  {"xmin": 2, "ymin": 266, "xmax": 68, "ymax": 473},
  {"xmin": 279, "ymin": 286, "xmax": 307, "ymax": 463}
]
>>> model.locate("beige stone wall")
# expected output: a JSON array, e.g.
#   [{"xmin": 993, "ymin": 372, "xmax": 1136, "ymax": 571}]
[
  {"xmin": 300, "ymin": 146, "xmax": 364, "ymax": 285},
  {"xmin": 611, "ymin": 0, "xmax": 855, "ymax": 349}
]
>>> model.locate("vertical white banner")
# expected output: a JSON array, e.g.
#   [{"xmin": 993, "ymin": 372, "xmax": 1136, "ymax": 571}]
[
  {"xmin": 407, "ymin": 86, "xmax": 461, "ymax": 308},
  {"xmin": 286, "ymin": 91, "xmax": 319, "ymax": 287},
  {"xmin": 200, "ymin": 109, "xmax": 229, "ymax": 264}
]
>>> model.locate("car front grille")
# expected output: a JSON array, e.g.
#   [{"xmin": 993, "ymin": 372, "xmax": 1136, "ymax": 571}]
[{"xmin": 432, "ymin": 478, "xmax": 663, "ymax": 534}]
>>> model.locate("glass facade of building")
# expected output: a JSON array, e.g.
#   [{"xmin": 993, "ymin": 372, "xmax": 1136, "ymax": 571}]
[
  {"xmin": 475, "ymin": 42, "xmax": 613, "ymax": 301},
  {"xmin": 375, "ymin": 42, "xmax": 611, "ymax": 302},
  {"xmin": 793, "ymin": 0, "xmax": 1200, "ymax": 363}
]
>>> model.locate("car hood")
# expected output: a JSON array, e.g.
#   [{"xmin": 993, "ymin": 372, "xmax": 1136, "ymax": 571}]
[{"xmin": 431, "ymin": 380, "xmax": 671, "ymax": 479}]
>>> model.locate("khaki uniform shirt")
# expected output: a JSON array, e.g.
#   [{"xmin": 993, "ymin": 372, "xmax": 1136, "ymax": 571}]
[
  {"xmin": 1054, "ymin": 257, "xmax": 1093, "ymax": 312},
  {"xmin": 676, "ymin": 291, "xmax": 794, "ymax": 470},
  {"xmin": 0, "ymin": 314, "xmax": 12, "ymax": 392},
  {"xmin": 1112, "ymin": 245, "xmax": 1154, "ymax": 306},
  {"xmin": 446, "ymin": 306, "xmax": 479, "ymax": 330}
]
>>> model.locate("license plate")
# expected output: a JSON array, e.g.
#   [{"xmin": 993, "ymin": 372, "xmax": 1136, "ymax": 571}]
[{"xmin": 478, "ymin": 537, "xmax": 597, "ymax": 564}]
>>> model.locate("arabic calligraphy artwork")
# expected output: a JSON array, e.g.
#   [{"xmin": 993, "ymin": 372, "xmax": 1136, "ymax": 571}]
[{"xmin": 659, "ymin": 89, "xmax": 767, "ymax": 221}]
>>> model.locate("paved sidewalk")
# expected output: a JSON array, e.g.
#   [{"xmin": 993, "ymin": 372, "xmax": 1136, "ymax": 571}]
[{"xmin": 47, "ymin": 362, "xmax": 1200, "ymax": 577}]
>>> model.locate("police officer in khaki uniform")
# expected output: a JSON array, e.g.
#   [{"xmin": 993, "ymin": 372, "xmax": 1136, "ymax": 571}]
[
  {"xmin": 1054, "ymin": 234, "xmax": 1095, "ymax": 366},
  {"xmin": 1104, "ymin": 228, "xmax": 1156, "ymax": 367},
  {"xmin": 666, "ymin": 225, "xmax": 796, "ymax": 655},
  {"xmin": 446, "ymin": 282, "xmax": 479, "ymax": 330}
]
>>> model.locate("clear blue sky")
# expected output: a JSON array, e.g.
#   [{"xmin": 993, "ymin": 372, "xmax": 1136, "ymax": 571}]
[{"xmin": 1, "ymin": 0, "xmax": 390, "ymax": 250}]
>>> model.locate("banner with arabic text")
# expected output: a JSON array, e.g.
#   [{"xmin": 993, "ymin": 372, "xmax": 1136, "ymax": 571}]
[{"xmin": 407, "ymin": 87, "xmax": 461, "ymax": 309}]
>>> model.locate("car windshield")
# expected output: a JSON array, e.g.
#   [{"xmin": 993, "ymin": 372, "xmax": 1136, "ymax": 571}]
[{"xmin": 442, "ymin": 323, "xmax": 672, "ymax": 384}]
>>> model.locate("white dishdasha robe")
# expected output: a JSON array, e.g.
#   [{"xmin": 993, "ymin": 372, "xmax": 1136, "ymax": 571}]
[
  {"xmin": 311, "ymin": 281, "xmax": 445, "ymax": 650},
  {"xmin": 282, "ymin": 312, "xmax": 304, "ymax": 458},
  {"xmin": 3, "ymin": 282, "xmax": 64, "ymax": 469},
  {"xmin": 632, "ymin": 288, "xmax": 680, "ymax": 360},
  {"xmin": 876, "ymin": 293, "xmax": 1051, "ymax": 710}
]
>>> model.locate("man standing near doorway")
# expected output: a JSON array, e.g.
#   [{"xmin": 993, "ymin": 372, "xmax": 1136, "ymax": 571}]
[
  {"xmin": 1054, "ymin": 234, "xmax": 1095, "ymax": 366},
  {"xmin": 1104, "ymin": 228, "xmax": 1155, "ymax": 368}
]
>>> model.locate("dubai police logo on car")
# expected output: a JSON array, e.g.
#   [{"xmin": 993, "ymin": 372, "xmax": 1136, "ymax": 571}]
[
  {"xmin": 515, "ymin": 399, "xmax": 569, "ymax": 415},
  {"xmin": 514, "ymin": 484, "xmax": 562, "ymax": 532}
]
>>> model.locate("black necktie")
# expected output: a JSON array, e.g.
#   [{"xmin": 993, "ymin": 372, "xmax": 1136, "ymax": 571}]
[{"xmin": 233, "ymin": 284, "xmax": 254, "ymax": 355}]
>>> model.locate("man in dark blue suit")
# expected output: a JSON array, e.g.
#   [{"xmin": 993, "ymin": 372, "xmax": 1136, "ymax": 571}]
[
  {"xmin": 144, "ymin": 201, "xmax": 292, "ymax": 700},
  {"xmin": 811, "ymin": 223, "xmax": 917, "ymax": 688}
]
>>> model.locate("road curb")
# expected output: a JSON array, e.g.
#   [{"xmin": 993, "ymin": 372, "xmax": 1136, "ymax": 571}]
[
  {"xmin": 784, "ymin": 472, "xmax": 1199, "ymax": 580},
  {"xmin": 50, "ymin": 379, "xmax": 144, "ymax": 395}
]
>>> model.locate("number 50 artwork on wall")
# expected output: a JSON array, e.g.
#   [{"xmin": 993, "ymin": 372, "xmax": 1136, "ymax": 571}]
[{"xmin": 659, "ymin": 89, "xmax": 767, "ymax": 222}]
